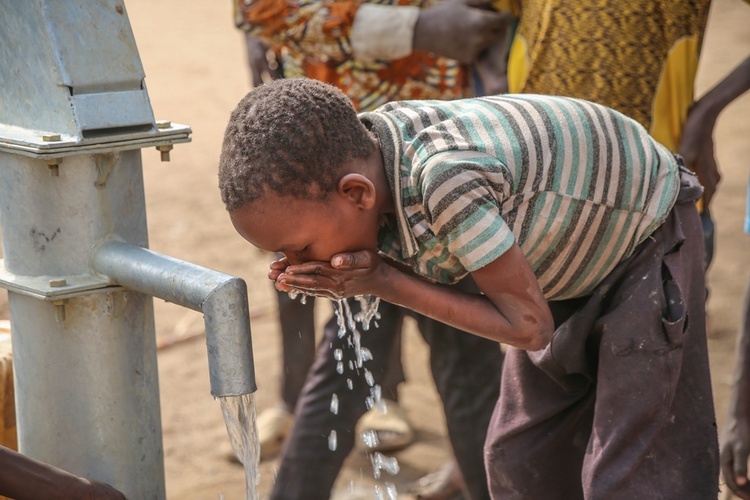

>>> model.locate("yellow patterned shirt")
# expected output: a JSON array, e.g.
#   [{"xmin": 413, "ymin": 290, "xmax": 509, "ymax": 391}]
[{"xmin": 506, "ymin": 0, "xmax": 711, "ymax": 154}]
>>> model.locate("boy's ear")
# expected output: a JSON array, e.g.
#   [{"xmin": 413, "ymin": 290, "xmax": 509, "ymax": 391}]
[{"xmin": 338, "ymin": 173, "xmax": 376, "ymax": 210}]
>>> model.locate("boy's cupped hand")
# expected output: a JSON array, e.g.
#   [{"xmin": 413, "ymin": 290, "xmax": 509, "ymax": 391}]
[{"xmin": 269, "ymin": 250, "xmax": 389, "ymax": 300}]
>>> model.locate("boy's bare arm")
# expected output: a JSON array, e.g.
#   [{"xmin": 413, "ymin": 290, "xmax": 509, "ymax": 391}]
[{"xmin": 272, "ymin": 243, "xmax": 554, "ymax": 350}]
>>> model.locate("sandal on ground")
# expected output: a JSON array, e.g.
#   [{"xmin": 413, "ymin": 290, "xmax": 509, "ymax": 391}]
[
  {"xmin": 355, "ymin": 399, "xmax": 415, "ymax": 453},
  {"xmin": 408, "ymin": 459, "xmax": 467, "ymax": 500},
  {"xmin": 256, "ymin": 406, "xmax": 294, "ymax": 460}
]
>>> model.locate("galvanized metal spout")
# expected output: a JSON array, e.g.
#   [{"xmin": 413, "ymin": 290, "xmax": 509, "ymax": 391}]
[{"xmin": 92, "ymin": 240, "xmax": 256, "ymax": 397}]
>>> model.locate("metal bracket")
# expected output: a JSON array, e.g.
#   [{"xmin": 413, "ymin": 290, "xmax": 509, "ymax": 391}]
[
  {"xmin": 0, "ymin": 260, "xmax": 120, "ymax": 300},
  {"xmin": 0, "ymin": 123, "xmax": 191, "ymax": 159}
]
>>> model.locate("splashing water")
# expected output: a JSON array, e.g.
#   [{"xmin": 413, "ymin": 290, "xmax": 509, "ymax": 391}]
[
  {"xmin": 330, "ymin": 393, "xmax": 339, "ymax": 415},
  {"xmin": 330, "ymin": 295, "xmax": 401, "ymax": 495},
  {"xmin": 219, "ymin": 393, "xmax": 260, "ymax": 500},
  {"xmin": 364, "ymin": 369, "xmax": 375, "ymax": 387},
  {"xmin": 370, "ymin": 452, "xmax": 400, "ymax": 479},
  {"xmin": 287, "ymin": 289, "xmax": 308, "ymax": 305},
  {"xmin": 328, "ymin": 429, "xmax": 338, "ymax": 451},
  {"xmin": 360, "ymin": 429, "xmax": 380, "ymax": 449},
  {"xmin": 375, "ymin": 482, "xmax": 398, "ymax": 500}
]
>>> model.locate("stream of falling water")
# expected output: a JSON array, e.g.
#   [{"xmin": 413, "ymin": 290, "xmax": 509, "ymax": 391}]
[
  {"xmin": 331, "ymin": 295, "xmax": 401, "ymax": 497},
  {"xmin": 219, "ymin": 393, "xmax": 260, "ymax": 500}
]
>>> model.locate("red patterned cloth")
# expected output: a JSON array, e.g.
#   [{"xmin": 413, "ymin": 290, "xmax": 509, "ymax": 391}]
[{"xmin": 233, "ymin": 0, "xmax": 471, "ymax": 111}]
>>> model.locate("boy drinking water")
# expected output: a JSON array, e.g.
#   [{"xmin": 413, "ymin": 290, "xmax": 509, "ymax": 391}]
[{"xmin": 219, "ymin": 78, "xmax": 719, "ymax": 498}]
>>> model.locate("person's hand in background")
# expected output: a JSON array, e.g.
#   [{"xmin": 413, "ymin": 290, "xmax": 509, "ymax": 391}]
[
  {"xmin": 414, "ymin": 0, "xmax": 510, "ymax": 64},
  {"xmin": 245, "ymin": 33, "xmax": 283, "ymax": 87}
]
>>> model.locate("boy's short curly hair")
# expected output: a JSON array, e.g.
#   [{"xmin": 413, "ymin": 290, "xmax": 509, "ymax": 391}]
[{"xmin": 219, "ymin": 78, "xmax": 377, "ymax": 211}]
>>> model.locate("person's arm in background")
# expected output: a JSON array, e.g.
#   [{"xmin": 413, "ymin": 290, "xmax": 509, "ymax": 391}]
[
  {"xmin": 711, "ymin": 55, "xmax": 750, "ymax": 499},
  {"xmin": 679, "ymin": 55, "xmax": 750, "ymax": 209},
  {"xmin": 234, "ymin": 0, "xmax": 508, "ymax": 66},
  {"xmin": 244, "ymin": 33, "xmax": 283, "ymax": 87},
  {"xmin": 0, "ymin": 445, "xmax": 126, "ymax": 500},
  {"xmin": 472, "ymin": 0, "xmax": 519, "ymax": 95},
  {"xmin": 723, "ymin": 279, "xmax": 750, "ymax": 498}
]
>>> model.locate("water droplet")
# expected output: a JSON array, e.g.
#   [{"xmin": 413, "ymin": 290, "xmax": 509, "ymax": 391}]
[
  {"xmin": 374, "ymin": 482, "xmax": 398, "ymax": 500},
  {"xmin": 328, "ymin": 430, "xmax": 337, "ymax": 451},
  {"xmin": 360, "ymin": 429, "xmax": 380, "ymax": 448},
  {"xmin": 370, "ymin": 385, "xmax": 383, "ymax": 411},
  {"xmin": 334, "ymin": 348, "xmax": 343, "ymax": 361},
  {"xmin": 359, "ymin": 347, "xmax": 373, "ymax": 362},
  {"xmin": 370, "ymin": 452, "xmax": 400, "ymax": 479},
  {"xmin": 330, "ymin": 394, "xmax": 339, "ymax": 415},
  {"xmin": 336, "ymin": 361, "xmax": 344, "ymax": 374},
  {"xmin": 384, "ymin": 482, "xmax": 398, "ymax": 499}
]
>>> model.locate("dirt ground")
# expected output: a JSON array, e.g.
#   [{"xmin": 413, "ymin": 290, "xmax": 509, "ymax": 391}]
[{"xmin": 0, "ymin": 0, "xmax": 749, "ymax": 498}]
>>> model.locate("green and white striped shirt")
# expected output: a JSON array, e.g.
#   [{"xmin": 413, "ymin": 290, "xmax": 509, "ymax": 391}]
[{"xmin": 360, "ymin": 94, "xmax": 680, "ymax": 300}]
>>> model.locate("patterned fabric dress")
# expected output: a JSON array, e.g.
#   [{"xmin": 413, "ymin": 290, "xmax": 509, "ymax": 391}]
[
  {"xmin": 506, "ymin": 0, "xmax": 711, "ymax": 154},
  {"xmin": 234, "ymin": 0, "xmax": 471, "ymax": 111}
]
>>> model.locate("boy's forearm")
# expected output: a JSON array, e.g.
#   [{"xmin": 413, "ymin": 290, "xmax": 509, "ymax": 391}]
[{"xmin": 375, "ymin": 263, "xmax": 550, "ymax": 350}]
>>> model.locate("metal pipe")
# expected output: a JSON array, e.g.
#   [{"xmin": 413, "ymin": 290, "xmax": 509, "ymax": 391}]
[
  {"xmin": 92, "ymin": 240, "xmax": 256, "ymax": 397},
  {"xmin": 0, "ymin": 151, "xmax": 164, "ymax": 499}
]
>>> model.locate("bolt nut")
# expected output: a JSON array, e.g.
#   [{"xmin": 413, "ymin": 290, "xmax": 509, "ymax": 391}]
[
  {"xmin": 42, "ymin": 133, "xmax": 62, "ymax": 142},
  {"xmin": 156, "ymin": 120, "xmax": 172, "ymax": 129},
  {"xmin": 49, "ymin": 278, "xmax": 68, "ymax": 288},
  {"xmin": 156, "ymin": 144, "xmax": 173, "ymax": 162}
]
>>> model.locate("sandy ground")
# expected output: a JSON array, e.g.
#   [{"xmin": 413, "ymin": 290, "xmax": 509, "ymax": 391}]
[{"xmin": 0, "ymin": 0, "xmax": 749, "ymax": 498}]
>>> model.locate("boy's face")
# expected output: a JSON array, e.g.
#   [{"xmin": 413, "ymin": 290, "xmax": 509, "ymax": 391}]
[{"xmin": 230, "ymin": 188, "xmax": 380, "ymax": 266}]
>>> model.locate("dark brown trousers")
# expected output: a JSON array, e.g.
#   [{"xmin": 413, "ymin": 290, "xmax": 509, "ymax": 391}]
[{"xmin": 485, "ymin": 170, "xmax": 719, "ymax": 499}]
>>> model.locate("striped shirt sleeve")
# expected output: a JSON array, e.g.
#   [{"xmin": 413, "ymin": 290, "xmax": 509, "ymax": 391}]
[{"xmin": 420, "ymin": 151, "xmax": 516, "ymax": 273}]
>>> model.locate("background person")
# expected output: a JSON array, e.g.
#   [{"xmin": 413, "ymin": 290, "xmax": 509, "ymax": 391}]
[
  {"xmin": 710, "ymin": 54, "xmax": 750, "ymax": 500},
  {"xmin": 494, "ymin": 0, "xmax": 719, "ymax": 265}
]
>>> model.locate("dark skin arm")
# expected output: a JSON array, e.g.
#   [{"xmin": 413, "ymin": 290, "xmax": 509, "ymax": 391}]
[
  {"xmin": 705, "ymin": 55, "xmax": 750, "ymax": 498},
  {"xmin": 723, "ymin": 280, "xmax": 750, "ymax": 498},
  {"xmin": 472, "ymin": 5, "xmax": 517, "ymax": 95},
  {"xmin": 472, "ymin": 31, "xmax": 513, "ymax": 96},
  {"xmin": 0, "ymin": 446, "xmax": 126, "ymax": 500},
  {"xmin": 413, "ymin": 0, "xmax": 511, "ymax": 64},
  {"xmin": 270, "ymin": 243, "xmax": 554, "ymax": 351},
  {"xmin": 244, "ymin": 32, "xmax": 283, "ymax": 87},
  {"xmin": 679, "ymin": 55, "xmax": 750, "ymax": 209}
]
